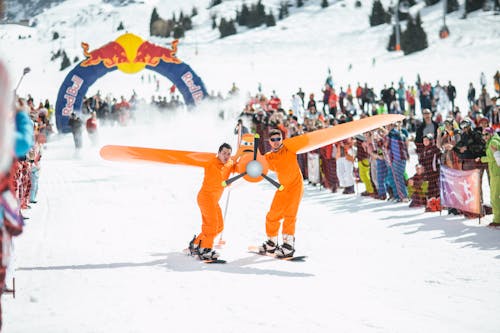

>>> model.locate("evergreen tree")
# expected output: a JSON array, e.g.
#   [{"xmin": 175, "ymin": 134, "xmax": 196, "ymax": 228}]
[
  {"xmin": 191, "ymin": 6, "xmax": 198, "ymax": 17},
  {"xmin": 219, "ymin": 18, "xmax": 237, "ymax": 38},
  {"xmin": 182, "ymin": 16, "xmax": 192, "ymax": 30},
  {"xmin": 401, "ymin": 13, "xmax": 428, "ymax": 55},
  {"xmin": 117, "ymin": 21, "xmax": 124, "ymax": 31},
  {"xmin": 369, "ymin": 0, "xmax": 387, "ymax": 26},
  {"xmin": 465, "ymin": 0, "xmax": 486, "ymax": 13},
  {"xmin": 321, "ymin": 0, "xmax": 329, "ymax": 8},
  {"xmin": 60, "ymin": 51, "xmax": 71, "ymax": 71},
  {"xmin": 355, "ymin": 0, "xmax": 362, "ymax": 8},
  {"xmin": 73, "ymin": 56, "xmax": 79, "ymax": 63},
  {"xmin": 297, "ymin": 0, "xmax": 304, "ymax": 7},
  {"xmin": 238, "ymin": 4, "xmax": 249, "ymax": 26},
  {"xmin": 52, "ymin": 31, "xmax": 59, "ymax": 40},
  {"xmin": 279, "ymin": 1, "xmax": 289, "ymax": 19},
  {"xmin": 173, "ymin": 25, "xmax": 185, "ymax": 39},
  {"xmin": 447, "ymin": 0, "xmax": 459, "ymax": 13},
  {"xmin": 150, "ymin": 8, "xmax": 160, "ymax": 35},
  {"xmin": 247, "ymin": 5, "xmax": 261, "ymax": 28},
  {"xmin": 265, "ymin": 10, "xmax": 276, "ymax": 26},
  {"xmin": 257, "ymin": 0, "xmax": 266, "ymax": 18}
]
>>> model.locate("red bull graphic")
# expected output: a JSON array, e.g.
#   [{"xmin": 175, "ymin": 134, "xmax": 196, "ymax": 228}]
[
  {"xmin": 62, "ymin": 75, "xmax": 83, "ymax": 116},
  {"xmin": 181, "ymin": 72, "xmax": 204, "ymax": 103},
  {"xmin": 81, "ymin": 41, "xmax": 129, "ymax": 68},
  {"xmin": 134, "ymin": 40, "xmax": 181, "ymax": 66},
  {"xmin": 55, "ymin": 33, "xmax": 208, "ymax": 133}
]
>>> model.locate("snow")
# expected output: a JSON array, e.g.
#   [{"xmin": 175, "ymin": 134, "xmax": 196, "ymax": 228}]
[{"xmin": 1, "ymin": 0, "xmax": 500, "ymax": 332}]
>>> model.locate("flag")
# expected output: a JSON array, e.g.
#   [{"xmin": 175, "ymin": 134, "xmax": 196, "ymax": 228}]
[{"xmin": 439, "ymin": 166, "xmax": 481, "ymax": 214}]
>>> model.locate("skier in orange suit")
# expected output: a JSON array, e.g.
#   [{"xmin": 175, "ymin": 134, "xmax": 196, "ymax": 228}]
[
  {"xmin": 259, "ymin": 129, "xmax": 304, "ymax": 258},
  {"xmin": 189, "ymin": 143, "xmax": 235, "ymax": 260}
]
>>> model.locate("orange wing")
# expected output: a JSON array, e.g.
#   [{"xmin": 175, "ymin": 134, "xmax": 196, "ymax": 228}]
[
  {"xmin": 284, "ymin": 114, "xmax": 405, "ymax": 154},
  {"xmin": 100, "ymin": 145, "xmax": 215, "ymax": 167}
]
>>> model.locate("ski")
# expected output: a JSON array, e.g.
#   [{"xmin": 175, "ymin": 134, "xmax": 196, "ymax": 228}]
[{"xmin": 248, "ymin": 246, "xmax": 307, "ymax": 262}]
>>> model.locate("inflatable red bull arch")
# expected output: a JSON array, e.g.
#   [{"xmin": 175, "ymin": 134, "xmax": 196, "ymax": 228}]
[{"xmin": 55, "ymin": 33, "xmax": 208, "ymax": 133}]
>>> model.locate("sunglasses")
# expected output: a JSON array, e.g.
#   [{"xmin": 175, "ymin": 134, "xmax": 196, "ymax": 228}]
[{"xmin": 270, "ymin": 137, "xmax": 282, "ymax": 142}]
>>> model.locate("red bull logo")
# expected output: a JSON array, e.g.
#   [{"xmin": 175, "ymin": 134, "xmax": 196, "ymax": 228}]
[
  {"xmin": 134, "ymin": 39, "xmax": 182, "ymax": 66},
  {"xmin": 79, "ymin": 34, "xmax": 182, "ymax": 73},
  {"xmin": 62, "ymin": 75, "xmax": 83, "ymax": 116},
  {"xmin": 81, "ymin": 41, "xmax": 129, "ymax": 68}
]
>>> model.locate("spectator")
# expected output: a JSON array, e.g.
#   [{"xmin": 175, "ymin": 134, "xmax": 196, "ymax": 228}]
[
  {"xmin": 68, "ymin": 112, "xmax": 83, "ymax": 150},
  {"xmin": 467, "ymin": 82, "xmax": 476, "ymax": 107},
  {"xmin": 86, "ymin": 111, "xmax": 98, "ymax": 146},
  {"xmin": 478, "ymin": 128, "xmax": 500, "ymax": 226},
  {"xmin": 415, "ymin": 108, "xmax": 439, "ymax": 160},
  {"xmin": 408, "ymin": 164, "xmax": 428, "ymax": 208},
  {"xmin": 418, "ymin": 133, "xmax": 441, "ymax": 201}
]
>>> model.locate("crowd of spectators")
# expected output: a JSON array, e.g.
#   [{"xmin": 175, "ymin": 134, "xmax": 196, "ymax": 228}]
[{"xmin": 237, "ymin": 70, "xmax": 500, "ymax": 224}]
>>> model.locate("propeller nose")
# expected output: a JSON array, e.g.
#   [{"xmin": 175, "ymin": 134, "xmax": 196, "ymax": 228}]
[{"xmin": 246, "ymin": 160, "xmax": 263, "ymax": 178}]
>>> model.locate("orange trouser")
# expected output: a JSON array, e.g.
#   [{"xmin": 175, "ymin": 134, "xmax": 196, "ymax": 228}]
[
  {"xmin": 265, "ymin": 179, "xmax": 303, "ymax": 237},
  {"xmin": 194, "ymin": 191, "xmax": 223, "ymax": 249}
]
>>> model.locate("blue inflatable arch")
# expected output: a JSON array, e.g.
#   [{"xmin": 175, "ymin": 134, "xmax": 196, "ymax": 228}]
[{"xmin": 55, "ymin": 40, "xmax": 208, "ymax": 133}]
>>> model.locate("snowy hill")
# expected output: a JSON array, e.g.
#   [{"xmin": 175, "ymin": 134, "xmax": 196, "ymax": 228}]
[{"xmin": 0, "ymin": 0, "xmax": 499, "ymax": 112}]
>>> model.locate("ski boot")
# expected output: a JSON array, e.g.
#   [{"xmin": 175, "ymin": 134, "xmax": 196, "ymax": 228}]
[
  {"xmin": 258, "ymin": 236, "xmax": 278, "ymax": 254},
  {"xmin": 275, "ymin": 234, "xmax": 295, "ymax": 258}
]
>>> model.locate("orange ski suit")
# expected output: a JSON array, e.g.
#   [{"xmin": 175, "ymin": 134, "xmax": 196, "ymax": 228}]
[
  {"xmin": 194, "ymin": 156, "xmax": 235, "ymax": 249},
  {"xmin": 265, "ymin": 144, "xmax": 304, "ymax": 237}
]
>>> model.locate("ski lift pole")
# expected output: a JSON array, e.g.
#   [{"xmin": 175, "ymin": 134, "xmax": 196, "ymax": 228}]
[{"xmin": 14, "ymin": 67, "xmax": 31, "ymax": 94}]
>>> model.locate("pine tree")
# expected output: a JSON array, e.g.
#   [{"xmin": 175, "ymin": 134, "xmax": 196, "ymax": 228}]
[
  {"xmin": 424, "ymin": 0, "xmax": 439, "ymax": 5},
  {"xmin": 182, "ymin": 16, "xmax": 192, "ymax": 30},
  {"xmin": 321, "ymin": 0, "xmax": 329, "ymax": 8},
  {"xmin": 257, "ymin": 0, "xmax": 266, "ymax": 19},
  {"xmin": 369, "ymin": 0, "xmax": 387, "ymax": 26},
  {"xmin": 150, "ymin": 8, "xmax": 160, "ymax": 35},
  {"xmin": 401, "ymin": 13, "xmax": 428, "ymax": 55},
  {"xmin": 52, "ymin": 31, "xmax": 59, "ymax": 40},
  {"xmin": 191, "ymin": 6, "xmax": 198, "ymax": 17},
  {"xmin": 60, "ymin": 51, "xmax": 71, "ymax": 71},
  {"xmin": 279, "ymin": 1, "xmax": 289, "ymax": 19},
  {"xmin": 238, "ymin": 4, "xmax": 249, "ymax": 26},
  {"xmin": 355, "ymin": 0, "xmax": 362, "ymax": 8},
  {"xmin": 247, "ymin": 5, "xmax": 259, "ymax": 27},
  {"xmin": 447, "ymin": 0, "xmax": 459, "ymax": 13},
  {"xmin": 173, "ymin": 25, "xmax": 185, "ymax": 39},
  {"xmin": 117, "ymin": 21, "xmax": 124, "ymax": 31},
  {"xmin": 219, "ymin": 18, "xmax": 237, "ymax": 38},
  {"xmin": 265, "ymin": 10, "xmax": 276, "ymax": 26},
  {"xmin": 297, "ymin": 0, "xmax": 304, "ymax": 7},
  {"xmin": 465, "ymin": 0, "xmax": 486, "ymax": 13}
]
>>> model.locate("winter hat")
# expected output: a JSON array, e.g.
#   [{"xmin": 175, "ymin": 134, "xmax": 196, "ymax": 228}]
[{"xmin": 483, "ymin": 127, "xmax": 495, "ymax": 135}]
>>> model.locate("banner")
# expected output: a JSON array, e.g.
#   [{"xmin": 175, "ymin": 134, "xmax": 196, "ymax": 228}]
[
  {"xmin": 440, "ymin": 166, "xmax": 481, "ymax": 214},
  {"xmin": 307, "ymin": 152, "xmax": 320, "ymax": 185}
]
